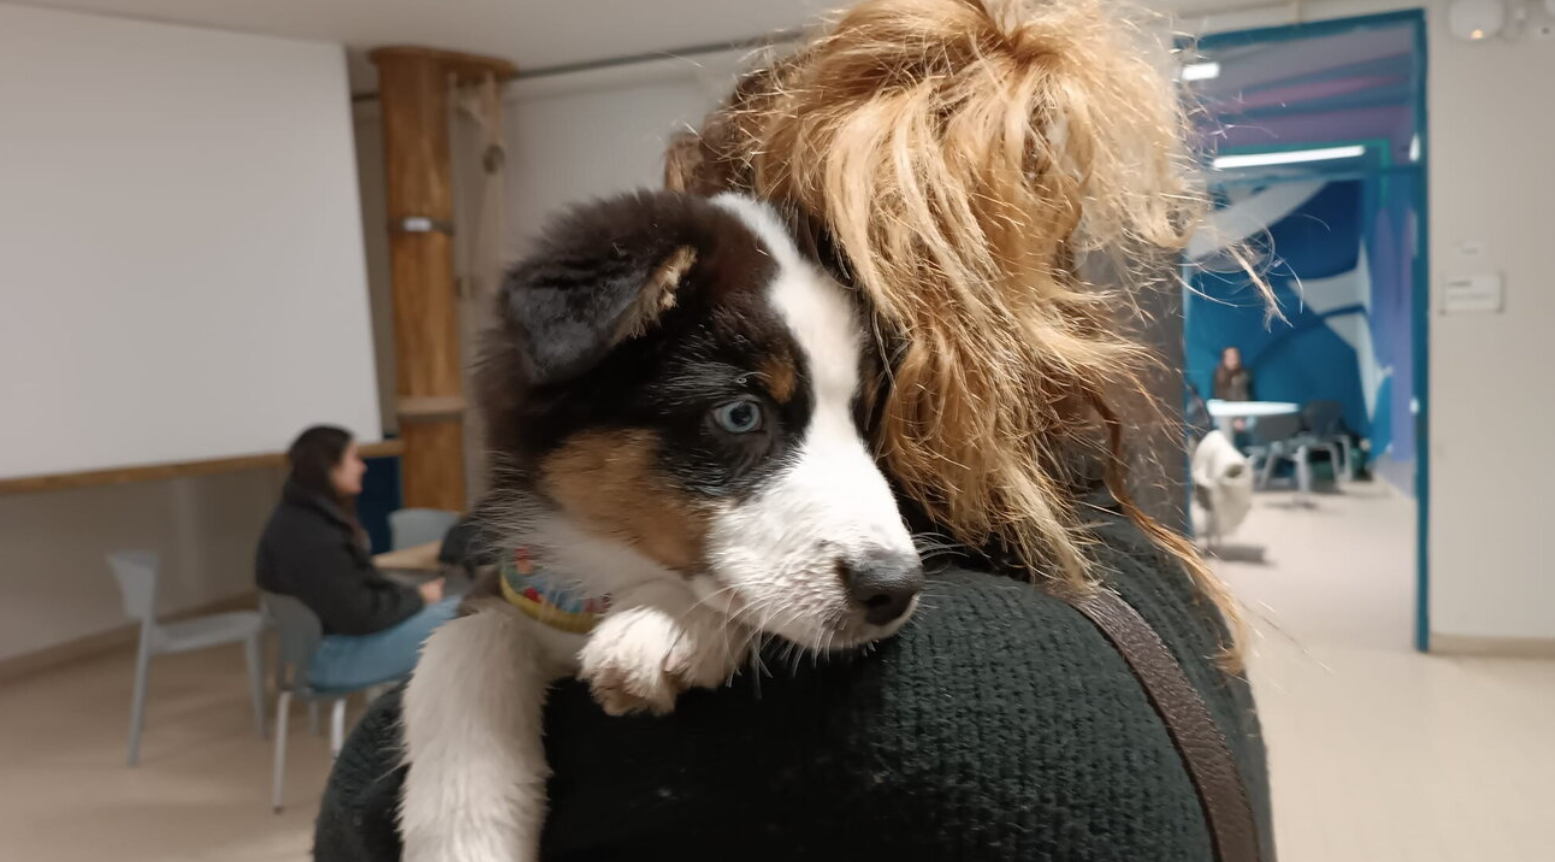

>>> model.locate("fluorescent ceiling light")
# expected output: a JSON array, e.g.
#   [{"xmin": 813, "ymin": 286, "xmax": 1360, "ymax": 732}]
[
  {"xmin": 1181, "ymin": 62, "xmax": 1221, "ymax": 82},
  {"xmin": 1212, "ymin": 145, "xmax": 1367, "ymax": 170}
]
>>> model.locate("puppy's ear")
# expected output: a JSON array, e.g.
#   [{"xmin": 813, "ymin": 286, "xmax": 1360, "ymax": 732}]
[
  {"xmin": 609, "ymin": 246, "xmax": 697, "ymax": 342},
  {"xmin": 498, "ymin": 194, "xmax": 702, "ymax": 385}
]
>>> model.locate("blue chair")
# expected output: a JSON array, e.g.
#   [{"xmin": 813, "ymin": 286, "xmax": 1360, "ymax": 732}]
[
  {"xmin": 388, "ymin": 507, "xmax": 461, "ymax": 551},
  {"xmin": 108, "ymin": 551, "xmax": 266, "ymax": 766},
  {"xmin": 262, "ymin": 592, "xmax": 406, "ymax": 812}
]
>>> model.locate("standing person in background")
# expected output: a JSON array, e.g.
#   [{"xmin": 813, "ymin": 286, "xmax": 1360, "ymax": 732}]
[
  {"xmin": 1214, "ymin": 346, "xmax": 1255, "ymax": 402},
  {"xmin": 1214, "ymin": 347, "xmax": 1256, "ymax": 435},
  {"xmin": 256, "ymin": 426, "xmax": 456, "ymax": 689}
]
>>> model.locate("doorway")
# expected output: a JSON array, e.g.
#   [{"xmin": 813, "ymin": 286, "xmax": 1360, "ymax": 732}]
[{"xmin": 1180, "ymin": 11, "xmax": 1430, "ymax": 649}]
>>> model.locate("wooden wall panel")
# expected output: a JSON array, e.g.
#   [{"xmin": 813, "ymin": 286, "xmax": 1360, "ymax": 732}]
[{"xmin": 370, "ymin": 47, "xmax": 515, "ymax": 510}]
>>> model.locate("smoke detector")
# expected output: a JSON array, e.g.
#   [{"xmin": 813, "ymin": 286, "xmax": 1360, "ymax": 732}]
[{"xmin": 1448, "ymin": 0, "xmax": 1508, "ymax": 40}]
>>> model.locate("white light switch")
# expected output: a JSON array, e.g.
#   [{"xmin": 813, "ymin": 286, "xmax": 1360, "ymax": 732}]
[
  {"xmin": 1456, "ymin": 239, "xmax": 1486, "ymax": 258},
  {"xmin": 1442, "ymin": 273, "xmax": 1504, "ymax": 314}
]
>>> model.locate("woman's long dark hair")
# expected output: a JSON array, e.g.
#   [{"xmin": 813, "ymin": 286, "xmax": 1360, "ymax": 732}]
[{"xmin": 287, "ymin": 425, "xmax": 355, "ymax": 509}]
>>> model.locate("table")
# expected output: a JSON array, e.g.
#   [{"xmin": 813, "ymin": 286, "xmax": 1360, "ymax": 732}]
[
  {"xmin": 375, "ymin": 540, "xmax": 483, "ymax": 601},
  {"xmin": 1205, "ymin": 399, "xmax": 1299, "ymax": 438},
  {"xmin": 374, "ymin": 540, "xmax": 442, "ymax": 580}
]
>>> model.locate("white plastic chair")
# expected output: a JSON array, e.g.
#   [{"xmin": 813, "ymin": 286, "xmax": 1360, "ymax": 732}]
[
  {"xmin": 388, "ymin": 507, "xmax": 460, "ymax": 550},
  {"xmin": 262, "ymin": 592, "xmax": 406, "ymax": 813},
  {"xmin": 107, "ymin": 550, "xmax": 266, "ymax": 766}
]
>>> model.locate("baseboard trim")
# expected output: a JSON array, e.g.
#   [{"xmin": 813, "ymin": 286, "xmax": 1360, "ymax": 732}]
[
  {"xmin": 0, "ymin": 591, "xmax": 262, "ymax": 684},
  {"xmin": 1431, "ymin": 633, "xmax": 1555, "ymax": 658}
]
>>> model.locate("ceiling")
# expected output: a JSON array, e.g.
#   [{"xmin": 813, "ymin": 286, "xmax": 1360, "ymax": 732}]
[
  {"xmin": 1186, "ymin": 18, "xmax": 1423, "ymax": 171},
  {"xmin": 15, "ymin": 0, "xmax": 1260, "ymax": 93},
  {"xmin": 11, "ymin": 0, "xmax": 826, "ymax": 91}
]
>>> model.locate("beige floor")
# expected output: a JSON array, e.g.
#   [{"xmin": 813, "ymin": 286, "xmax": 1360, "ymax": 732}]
[
  {"xmin": 2, "ymin": 483, "xmax": 1552, "ymax": 861},
  {"xmin": 1217, "ymin": 483, "xmax": 1555, "ymax": 862},
  {"xmin": 0, "ymin": 643, "xmax": 328, "ymax": 862}
]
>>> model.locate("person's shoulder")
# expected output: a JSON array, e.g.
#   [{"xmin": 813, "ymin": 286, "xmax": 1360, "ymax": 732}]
[
  {"xmin": 257, "ymin": 498, "xmax": 295, "ymax": 547},
  {"xmin": 268, "ymin": 493, "xmax": 341, "ymax": 536},
  {"xmin": 259, "ymin": 498, "xmax": 350, "ymax": 572},
  {"xmin": 911, "ymin": 505, "xmax": 1211, "ymax": 645},
  {"xmin": 901, "ymin": 509, "xmax": 1242, "ymax": 730},
  {"xmin": 1084, "ymin": 507, "xmax": 1235, "ymax": 663},
  {"xmin": 892, "ymin": 560, "xmax": 1170, "ymax": 679}
]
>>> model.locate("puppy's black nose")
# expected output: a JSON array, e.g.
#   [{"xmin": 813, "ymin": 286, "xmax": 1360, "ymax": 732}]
[{"xmin": 842, "ymin": 550, "xmax": 924, "ymax": 626}]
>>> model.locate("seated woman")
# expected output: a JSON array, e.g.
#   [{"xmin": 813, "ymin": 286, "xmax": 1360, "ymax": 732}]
[{"xmin": 256, "ymin": 425, "xmax": 456, "ymax": 689}]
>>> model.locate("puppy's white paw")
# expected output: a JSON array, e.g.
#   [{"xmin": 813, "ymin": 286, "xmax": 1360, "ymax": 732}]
[
  {"xmin": 579, "ymin": 605, "xmax": 747, "ymax": 716},
  {"xmin": 663, "ymin": 602, "xmax": 749, "ymax": 690},
  {"xmin": 579, "ymin": 607, "xmax": 682, "ymax": 716}
]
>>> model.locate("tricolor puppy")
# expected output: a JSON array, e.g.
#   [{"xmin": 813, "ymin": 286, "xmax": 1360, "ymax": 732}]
[{"xmin": 400, "ymin": 191, "xmax": 923, "ymax": 862}]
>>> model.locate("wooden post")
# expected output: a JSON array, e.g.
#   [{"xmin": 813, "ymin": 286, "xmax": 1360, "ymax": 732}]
[{"xmin": 369, "ymin": 47, "xmax": 516, "ymax": 510}]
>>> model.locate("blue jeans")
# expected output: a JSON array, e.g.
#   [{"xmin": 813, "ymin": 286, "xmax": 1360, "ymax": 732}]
[{"xmin": 309, "ymin": 598, "xmax": 460, "ymax": 690}]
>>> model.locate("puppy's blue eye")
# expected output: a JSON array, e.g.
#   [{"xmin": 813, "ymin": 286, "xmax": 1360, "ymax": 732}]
[{"xmin": 712, "ymin": 399, "xmax": 764, "ymax": 434}]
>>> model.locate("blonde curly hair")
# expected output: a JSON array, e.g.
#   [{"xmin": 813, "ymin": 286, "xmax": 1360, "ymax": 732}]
[{"xmin": 667, "ymin": 0, "xmax": 1240, "ymax": 647}]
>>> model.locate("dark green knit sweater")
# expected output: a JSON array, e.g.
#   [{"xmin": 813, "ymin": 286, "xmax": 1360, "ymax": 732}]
[{"xmin": 315, "ymin": 501, "xmax": 1272, "ymax": 861}]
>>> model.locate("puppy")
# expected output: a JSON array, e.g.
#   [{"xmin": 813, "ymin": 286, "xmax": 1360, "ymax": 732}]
[{"xmin": 399, "ymin": 190, "xmax": 924, "ymax": 862}]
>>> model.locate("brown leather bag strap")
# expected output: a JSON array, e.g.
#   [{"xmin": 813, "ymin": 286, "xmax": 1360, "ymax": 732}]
[{"xmin": 1070, "ymin": 591, "xmax": 1264, "ymax": 862}]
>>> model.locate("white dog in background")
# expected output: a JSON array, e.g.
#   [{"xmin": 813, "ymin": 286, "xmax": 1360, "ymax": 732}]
[{"xmin": 1192, "ymin": 429, "xmax": 1254, "ymax": 550}]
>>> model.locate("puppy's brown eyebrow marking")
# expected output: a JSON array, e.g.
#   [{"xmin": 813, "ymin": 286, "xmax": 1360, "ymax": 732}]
[
  {"xmin": 538, "ymin": 429, "xmax": 709, "ymax": 575},
  {"xmin": 758, "ymin": 358, "xmax": 797, "ymax": 403}
]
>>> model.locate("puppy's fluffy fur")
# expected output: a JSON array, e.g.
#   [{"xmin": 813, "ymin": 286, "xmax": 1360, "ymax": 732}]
[{"xmin": 399, "ymin": 191, "xmax": 922, "ymax": 862}]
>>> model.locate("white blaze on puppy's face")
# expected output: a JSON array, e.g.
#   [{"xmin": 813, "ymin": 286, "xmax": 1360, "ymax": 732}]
[{"xmin": 696, "ymin": 195, "xmax": 921, "ymax": 650}]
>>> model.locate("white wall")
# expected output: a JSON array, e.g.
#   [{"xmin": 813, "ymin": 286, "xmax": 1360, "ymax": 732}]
[
  {"xmin": 498, "ymin": 75, "xmax": 726, "ymax": 252},
  {"xmin": 353, "ymin": 104, "xmax": 399, "ymax": 439},
  {"xmin": 1185, "ymin": 0, "xmax": 1555, "ymax": 642},
  {"xmin": 0, "ymin": 6, "xmax": 376, "ymax": 662},
  {"xmin": 0, "ymin": 471, "xmax": 281, "ymax": 662},
  {"xmin": 0, "ymin": 4, "xmax": 380, "ymax": 480},
  {"xmin": 1419, "ymin": 9, "xmax": 1555, "ymax": 642}
]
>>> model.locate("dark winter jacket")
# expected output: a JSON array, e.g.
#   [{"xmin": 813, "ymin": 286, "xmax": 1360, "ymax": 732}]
[{"xmin": 255, "ymin": 480, "xmax": 423, "ymax": 636}]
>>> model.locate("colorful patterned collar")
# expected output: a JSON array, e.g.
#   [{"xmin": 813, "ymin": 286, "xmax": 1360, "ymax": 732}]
[{"xmin": 499, "ymin": 547, "xmax": 610, "ymax": 634}]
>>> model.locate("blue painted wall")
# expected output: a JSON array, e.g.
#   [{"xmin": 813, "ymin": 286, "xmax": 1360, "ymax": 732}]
[
  {"xmin": 355, "ymin": 448, "xmax": 402, "ymax": 553},
  {"xmin": 1365, "ymin": 172, "xmax": 1419, "ymax": 467},
  {"xmin": 1186, "ymin": 174, "xmax": 1421, "ymax": 488},
  {"xmin": 1187, "ymin": 180, "xmax": 1373, "ymax": 441}
]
